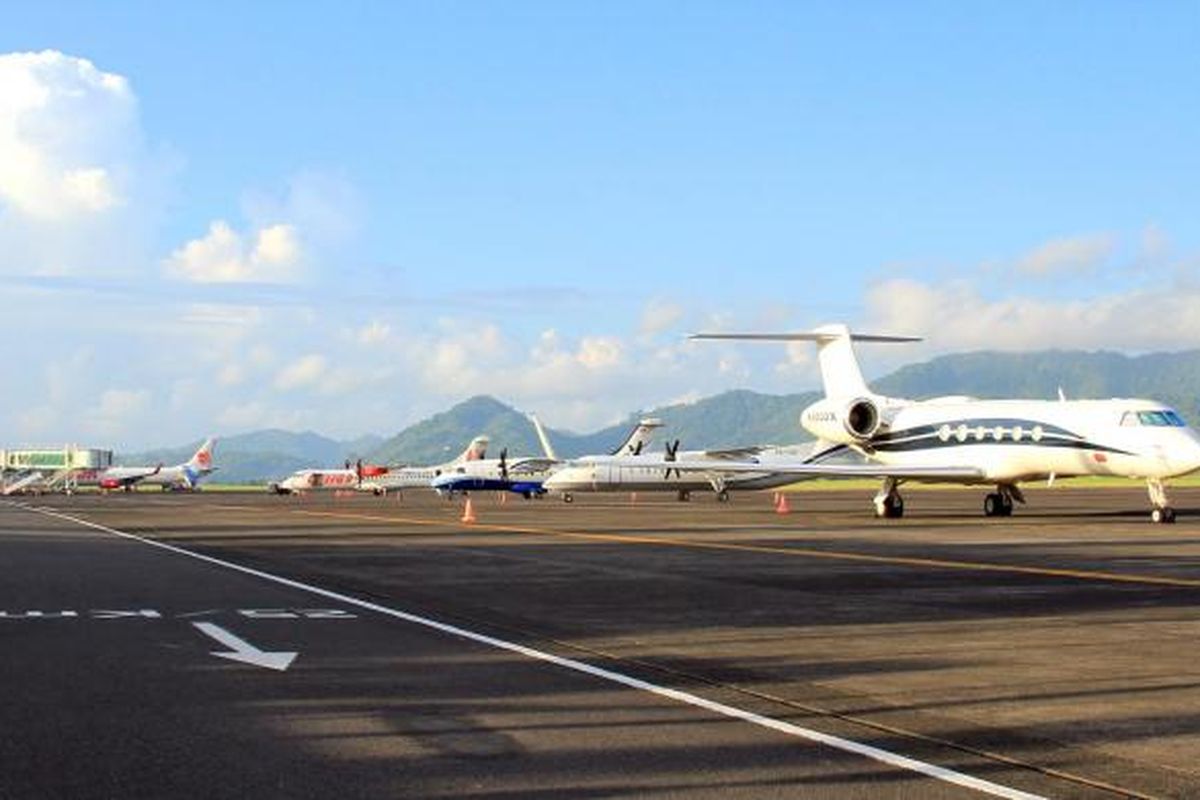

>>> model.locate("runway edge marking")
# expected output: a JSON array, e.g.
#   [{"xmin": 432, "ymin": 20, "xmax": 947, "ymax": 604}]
[{"xmin": 20, "ymin": 503, "xmax": 1043, "ymax": 800}]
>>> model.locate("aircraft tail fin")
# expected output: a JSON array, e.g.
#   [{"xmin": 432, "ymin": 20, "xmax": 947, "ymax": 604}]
[
  {"xmin": 689, "ymin": 324, "xmax": 919, "ymax": 399},
  {"xmin": 611, "ymin": 418, "xmax": 663, "ymax": 456},
  {"xmin": 528, "ymin": 414, "xmax": 558, "ymax": 461},
  {"xmin": 187, "ymin": 437, "xmax": 216, "ymax": 473},
  {"xmin": 457, "ymin": 435, "xmax": 489, "ymax": 463}
]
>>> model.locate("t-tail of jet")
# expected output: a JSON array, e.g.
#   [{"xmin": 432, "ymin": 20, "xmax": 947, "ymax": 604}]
[
  {"xmin": 612, "ymin": 418, "xmax": 663, "ymax": 456},
  {"xmin": 456, "ymin": 435, "xmax": 489, "ymax": 464},
  {"xmin": 690, "ymin": 324, "xmax": 919, "ymax": 400}
]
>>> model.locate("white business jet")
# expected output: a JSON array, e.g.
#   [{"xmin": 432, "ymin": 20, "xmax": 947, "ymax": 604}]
[
  {"xmin": 666, "ymin": 324, "xmax": 1200, "ymax": 523},
  {"xmin": 542, "ymin": 441, "xmax": 814, "ymax": 502}
]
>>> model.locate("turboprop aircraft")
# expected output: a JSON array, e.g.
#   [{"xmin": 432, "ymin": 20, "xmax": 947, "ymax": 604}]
[
  {"xmin": 431, "ymin": 416, "xmax": 665, "ymax": 497},
  {"xmin": 269, "ymin": 436, "xmax": 488, "ymax": 495},
  {"xmin": 656, "ymin": 324, "xmax": 1200, "ymax": 523},
  {"xmin": 97, "ymin": 438, "xmax": 217, "ymax": 491}
]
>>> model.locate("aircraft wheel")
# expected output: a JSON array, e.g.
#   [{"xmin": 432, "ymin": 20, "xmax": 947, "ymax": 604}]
[
  {"xmin": 984, "ymin": 493, "xmax": 1005, "ymax": 517},
  {"xmin": 678, "ymin": 490, "xmax": 691, "ymax": 502},
  {"xmin": 716, "ymin": 490, "xmax": 730, "ymax": 503},
  {"xmin": 562, "ymin": 493, "xmax": 574, "ymax": 504},
  {"xmin": 876, "ymin": 494, "xmax": 904, "ymax": 519},
  {"xmin": 1152, "ymin": 507, "xmax": 1176, "ymax": 524}
]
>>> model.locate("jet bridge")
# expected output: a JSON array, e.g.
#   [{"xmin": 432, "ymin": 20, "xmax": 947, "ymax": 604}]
[{"xmin": 0, "ymin": 447, "xmax": 113, "ymax": 493}]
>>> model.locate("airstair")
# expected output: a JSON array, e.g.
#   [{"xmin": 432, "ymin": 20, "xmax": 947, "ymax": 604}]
[{"xmin": 2, "ymin": 471, "xmax": 45, "ymax": 495}]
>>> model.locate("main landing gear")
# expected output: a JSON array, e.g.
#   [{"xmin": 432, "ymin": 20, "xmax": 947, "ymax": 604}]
[
  {"xmin": 1147, "ymin": 479, "xmax": 1176, "ymax": 524},
  {"xmin": 677, "ymin": 490, "xmax": 692, "ymax": 502},
  {"xmin": 983, "ymin": 485, "xmax": 1022, "ymax": 517},
  {"xmin": 873, "ymin": 478, "xmax": 904, "ymax": 519}
]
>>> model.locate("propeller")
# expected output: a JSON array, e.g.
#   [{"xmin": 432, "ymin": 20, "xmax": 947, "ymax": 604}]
[
  {"xmin": 499, "ymin": 448, "xmax": 509, "ymax": 481},
  {"xmin": 663, "ymin": 440, "xmax": 681, "ymax": 479}
]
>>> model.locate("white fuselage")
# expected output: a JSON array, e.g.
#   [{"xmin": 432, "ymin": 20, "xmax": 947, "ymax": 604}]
[
  {"xmin": 823, "ymin": 396, "xmax": 1200, "ymax": 484},
  {"xmin": 542, "ymin": 447, "xmax": 815, "ymax": 495}
]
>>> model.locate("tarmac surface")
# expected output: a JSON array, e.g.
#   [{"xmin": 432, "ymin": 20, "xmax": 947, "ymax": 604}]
[{"xmin": 5, "ymin": 485, "xmax": 1200, "ymax": 798}]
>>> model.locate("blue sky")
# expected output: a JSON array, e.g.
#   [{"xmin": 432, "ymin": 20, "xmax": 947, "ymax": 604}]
[{"xmin": 1, "ymin": 2, "xmax": 1198, "ymax": 448}]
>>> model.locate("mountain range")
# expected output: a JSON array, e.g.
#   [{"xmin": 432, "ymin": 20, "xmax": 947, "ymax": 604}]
[{"xmin": 123, "ymin": 348, "xmax": 1200, "ymax": 483}]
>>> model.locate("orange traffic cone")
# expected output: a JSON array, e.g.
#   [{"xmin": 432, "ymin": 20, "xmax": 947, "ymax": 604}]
[
  {"xmin": 772, "ymin": 492, "xmax": 780, "ymax": 507},
  {"xmin": 461, "ymin": 497, "xmax": 477, "ymax": 524},
  {"xmin": 775, "ymin": 493, "xmax": 791, "ymax": 515}
]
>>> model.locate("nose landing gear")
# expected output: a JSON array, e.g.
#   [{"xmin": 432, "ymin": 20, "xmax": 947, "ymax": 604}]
[
  {"xmin": 873, "ymin": 478, "xmax": 904, "ymax": 519},
  {"xmin": 1147, "ymin": 479, "xmax": 1176, "ymax": 524}
]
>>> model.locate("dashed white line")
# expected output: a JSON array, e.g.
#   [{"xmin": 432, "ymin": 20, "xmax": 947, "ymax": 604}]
[{"xmin": 20, "ymin": 503, "xmax": 1044, "ymax": 799}]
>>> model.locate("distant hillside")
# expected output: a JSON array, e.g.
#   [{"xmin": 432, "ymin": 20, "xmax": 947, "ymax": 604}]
[
  {"xmin": 121, "ymin": 429, "xmax": 383, "ymax": 484},
  {"xmin": 367, "ymin": 395, "xmax": 647, "ymax": 464},
  {"xmin": 127, "ymin": 348, "xmax": 1200, "ymax": 483}
]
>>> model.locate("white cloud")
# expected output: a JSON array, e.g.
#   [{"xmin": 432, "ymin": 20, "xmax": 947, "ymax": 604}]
[
  {"xmin": 639, "ymin": 299, "xmax": 684, "ymax": 337},
  {"xmin": 274, "ymin": 353, "xmax": 327, "ymax": 390},
  {"xmin": 0, "ymin": 51, "xmax": 131, "ymax": 219},
  {"xmin": 864, "ymin": 277, "xmax": 1200, "ymax": 352},
  {"xmin": 165, "ymin": 220, "xmax": 303, "ymax": 283},
  {"xmin": 577, "ymin": 336, "xmax": 622, "ymax": 369},
  {"xmin": 243, "ymin": 170, "xmax": 363, "ymax": 245},
  {"xmin": 85, "ymin": 388, "xmax": 150, "ymax": 437},
  {"xmin": 217, "ymin": 364, "xmax": 245, "ymax": 386},
  {"xmin": 1015, "ymin": 232, "xmax": 1114, "ymax": 276},
  {"xmin": 0, "ymin": 50, "xmax": 170, "ymax": 275},
  {"xmin": 356, "ymin": 320, "xmax": 391, "ymax": 345}
]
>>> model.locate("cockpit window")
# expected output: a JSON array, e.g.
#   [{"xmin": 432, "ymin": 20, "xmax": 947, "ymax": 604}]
[
  {"xmin": 1120, "ymin": 412, "xmax": 1138, "ymax": 426},
  {"xmin": 1136, "ymin": 410, "xmax": 1186, "ymax": 427}
]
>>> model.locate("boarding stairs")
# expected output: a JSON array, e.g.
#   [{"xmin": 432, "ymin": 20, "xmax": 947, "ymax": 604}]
[{"xmin": 2, "ymin": 471, "xmax": 45, "ymax": 495}]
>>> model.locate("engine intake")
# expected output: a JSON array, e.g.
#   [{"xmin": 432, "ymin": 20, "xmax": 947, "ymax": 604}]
[
  {"xmin": 800, "ymin": 397, "xmax": 882, "ymax": 444},
  {"xmin": 844, "ymin": 398, "xmax": 880, "ymax": 439}
]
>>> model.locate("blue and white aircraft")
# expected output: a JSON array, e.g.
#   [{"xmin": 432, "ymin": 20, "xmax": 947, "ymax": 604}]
[
  {"xmin": 431, "ymin": 416, "xmax": 663, "ymax": 498},
  {"xmin": 653, "ymin": 324, "xmax": 1200, "ymax": 523}
]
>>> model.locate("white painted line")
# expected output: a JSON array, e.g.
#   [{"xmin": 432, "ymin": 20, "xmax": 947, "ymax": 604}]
[
  {"xmin": 193, "ymin": 621, "xmax": 297, "ymax": 671},
  {"xmin": 24, "ymin": 504, "xmax": 1044, "ymax": 799}
]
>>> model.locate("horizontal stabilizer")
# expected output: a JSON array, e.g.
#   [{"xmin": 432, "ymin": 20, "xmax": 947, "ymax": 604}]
[
  {"xmin": 689, "ymin": 332, "xmax": 921, "ymax": 343},
  {"xmin": 690, "ymin": 323, "xmax": 920, "ymax": 398}
]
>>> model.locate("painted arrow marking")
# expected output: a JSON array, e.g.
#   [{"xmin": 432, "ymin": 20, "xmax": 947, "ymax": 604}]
[{"xmin": 192, "ymin": 622, "xmax": 298, "ymax": 672}]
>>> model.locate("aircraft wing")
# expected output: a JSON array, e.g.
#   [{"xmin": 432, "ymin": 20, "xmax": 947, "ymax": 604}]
[
  {"xmin": 101, "ymin": 465, "xmax": 163, "ymax": 487},
  {"xmin": 696, "ymin": 446, "xmax": 767, "ymax": 460},
  {"xmin": 649, "ymin": 458, "xmax": 985, "ymax": 481},
  {"xmin": 507, "ymin": 457, "xmax": 560, "ymax": 474}
]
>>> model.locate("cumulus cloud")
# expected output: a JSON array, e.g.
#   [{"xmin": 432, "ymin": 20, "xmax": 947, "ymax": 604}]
[
  {"xmin": 638, "ymin": 299, "xmax": 684, "ymax": 337},
  {"xmin": 863, "ymin": 277, "xmax": 1200, "ymax": 353},
  {"xmin": 165, "ymin": 220, "xmax": 303, "ymax": 283},
  {"xmin": 85, "ymin": 388, "xmax": 150, "ymax": 437},
  {"xmin": 356, "ymin": 320, "xmax": 391, "ymax": 345},
  {"xmin": 274, "ymin": 353, "xmax": 327, "ymax": 390},
  {"xmin": 0, "ymin": 50, "xmax": 170, "ymax": 275},
  {"xmin": 1015, "ymin": 232, "xmax": 1114, "ymax": 276}
]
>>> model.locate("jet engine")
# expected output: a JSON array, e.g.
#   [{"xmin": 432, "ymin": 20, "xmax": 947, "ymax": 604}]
[{"xmin": 800, "ymin": 397, "xmax": 882, "ymax": 444}]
